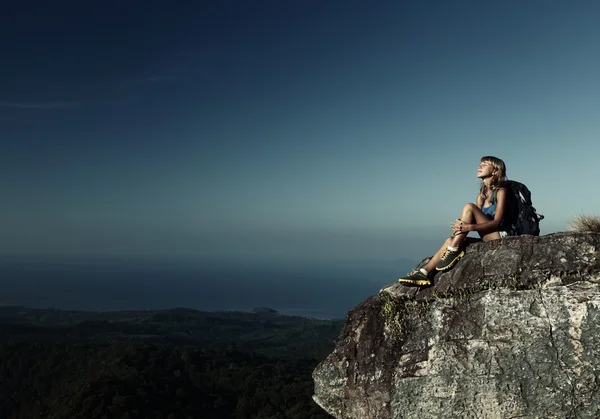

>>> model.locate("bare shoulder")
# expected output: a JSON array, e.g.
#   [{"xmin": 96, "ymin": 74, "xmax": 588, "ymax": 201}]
[{"xmin": 496, "ymin": 186, "xmax": 509, "ymax": 200}]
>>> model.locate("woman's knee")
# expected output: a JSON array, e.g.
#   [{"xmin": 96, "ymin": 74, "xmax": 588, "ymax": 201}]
[
  {"xmin": 461, "ymin": 203, "xmax": 478, "ymax": 218},
  {"xmin": 463, "ymin": 203, "xmax": 478, "ymax": 212}
]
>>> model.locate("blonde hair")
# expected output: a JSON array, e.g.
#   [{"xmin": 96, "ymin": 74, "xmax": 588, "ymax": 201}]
[{"xmin": 479, "ymin": 156, "xmax": 507, "ymax": 200}]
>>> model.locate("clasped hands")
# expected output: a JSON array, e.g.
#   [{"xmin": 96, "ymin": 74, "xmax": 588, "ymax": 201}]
[{"xmin": 451, "ymin": 218, "xmax": 469, "ymax": 236}]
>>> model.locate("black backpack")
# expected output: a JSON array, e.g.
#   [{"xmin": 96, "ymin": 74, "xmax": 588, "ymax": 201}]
[{"xmin": 494, "ymin": 180, "xmax": 544, "ymax": 236}]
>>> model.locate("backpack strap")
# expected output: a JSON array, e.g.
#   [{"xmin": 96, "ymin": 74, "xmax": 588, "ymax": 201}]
[{"xmin": 490, "ymin": 188, "xmax": 498, "ymax": 205}]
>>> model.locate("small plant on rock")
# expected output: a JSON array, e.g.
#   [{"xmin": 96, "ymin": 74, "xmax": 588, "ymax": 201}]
[{"xmin": 567, "ymin": 214, "xmax": 600, "ymax": 233}]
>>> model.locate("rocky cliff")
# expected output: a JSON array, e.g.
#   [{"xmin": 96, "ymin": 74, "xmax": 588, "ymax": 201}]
[{"xmin": 313, "ymin": 232, "xmax": 600, "ymax": 419}]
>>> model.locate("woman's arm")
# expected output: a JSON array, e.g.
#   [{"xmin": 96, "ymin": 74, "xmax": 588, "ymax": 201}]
[{"xmin": 476, "ymin": 194, "xmax": 483, "ymax": 209}]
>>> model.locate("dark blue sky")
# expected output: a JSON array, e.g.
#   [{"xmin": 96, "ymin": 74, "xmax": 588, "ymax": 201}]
[{"xmin": 2, "ymin": 1, "xmax": 600, "ymax": 263}]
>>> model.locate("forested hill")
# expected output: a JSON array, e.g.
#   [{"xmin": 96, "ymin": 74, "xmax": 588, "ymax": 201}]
[
  {"xmin": 0, "ymin": 306, "xmax": 343, "ymax": 358},
  {"xmin": 0, "ymin": 306, "xmax": 343, "ymax": 419}
]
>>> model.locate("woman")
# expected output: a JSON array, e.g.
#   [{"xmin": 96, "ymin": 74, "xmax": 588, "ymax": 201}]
[{"xmin": 399, "ymin": 156, "xmax": 511, "ymax": 287}]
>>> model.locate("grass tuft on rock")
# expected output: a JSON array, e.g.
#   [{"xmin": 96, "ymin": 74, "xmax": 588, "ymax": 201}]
[{"xmin": 567, "ymin": 214, "xmax": 600, "ymax": 233}]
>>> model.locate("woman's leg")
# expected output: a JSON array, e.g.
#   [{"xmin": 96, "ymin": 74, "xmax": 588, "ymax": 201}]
[
  {"xmin": 450, "ymin": 203, "xmax": 501, "ymax": 247},
  {"xmin": 421, "ymin": 237, "xmax": 453, "ymax": 272},
  {"xmin": 399, "ymin": 236, "xmax": 476, "ymax": 285},
  {"xmin": 421, "ymin": 235, "xmax": 482, "ymax": 272},
  {"xmin": 436, "ymin": 203, "xmax": 500, "ymax": 271},
  {"xmin": 399, "ymin": 203, "xmax": 502, "ymax": 285}
]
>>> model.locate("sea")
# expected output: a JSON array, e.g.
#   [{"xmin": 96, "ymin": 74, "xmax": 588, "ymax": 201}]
[{"xmin": 0, "ymin": 256, "xmax": 416, "ymax": 319}]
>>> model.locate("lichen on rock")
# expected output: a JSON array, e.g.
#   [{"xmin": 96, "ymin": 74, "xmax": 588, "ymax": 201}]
[{"xmin": 380, "ymin": 291, "xmax": 407, "ymax": 343}]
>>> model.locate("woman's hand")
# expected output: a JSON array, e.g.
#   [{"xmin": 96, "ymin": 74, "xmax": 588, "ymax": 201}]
[{"xmin": 451, "ymin": 218, "xmax": 470, "ymax": 235}]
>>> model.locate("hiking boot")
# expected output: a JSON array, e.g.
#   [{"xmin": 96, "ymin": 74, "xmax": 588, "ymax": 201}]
[
  {"xmin": 398, "ymin": 269, "xmax": 432, "ymax": 287},
  {"xmin": 435, "ymin": 248, "xmax": 465, "ymax": 271}
]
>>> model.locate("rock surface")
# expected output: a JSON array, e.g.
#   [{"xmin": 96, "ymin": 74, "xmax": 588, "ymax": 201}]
[{"xmin": 313, "ymin": 232, "xmax": 600, "ymax": 419}]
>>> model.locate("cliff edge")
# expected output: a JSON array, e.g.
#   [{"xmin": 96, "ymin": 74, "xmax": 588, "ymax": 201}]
[{"xmin": 313, "ymin": 232, "xmax": 600, "ymax": 419}]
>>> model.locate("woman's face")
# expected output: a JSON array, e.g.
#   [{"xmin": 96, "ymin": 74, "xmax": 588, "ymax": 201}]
[{"xmin": 477, "ymin": 161, "xmax": 495, "ymax": 178}]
